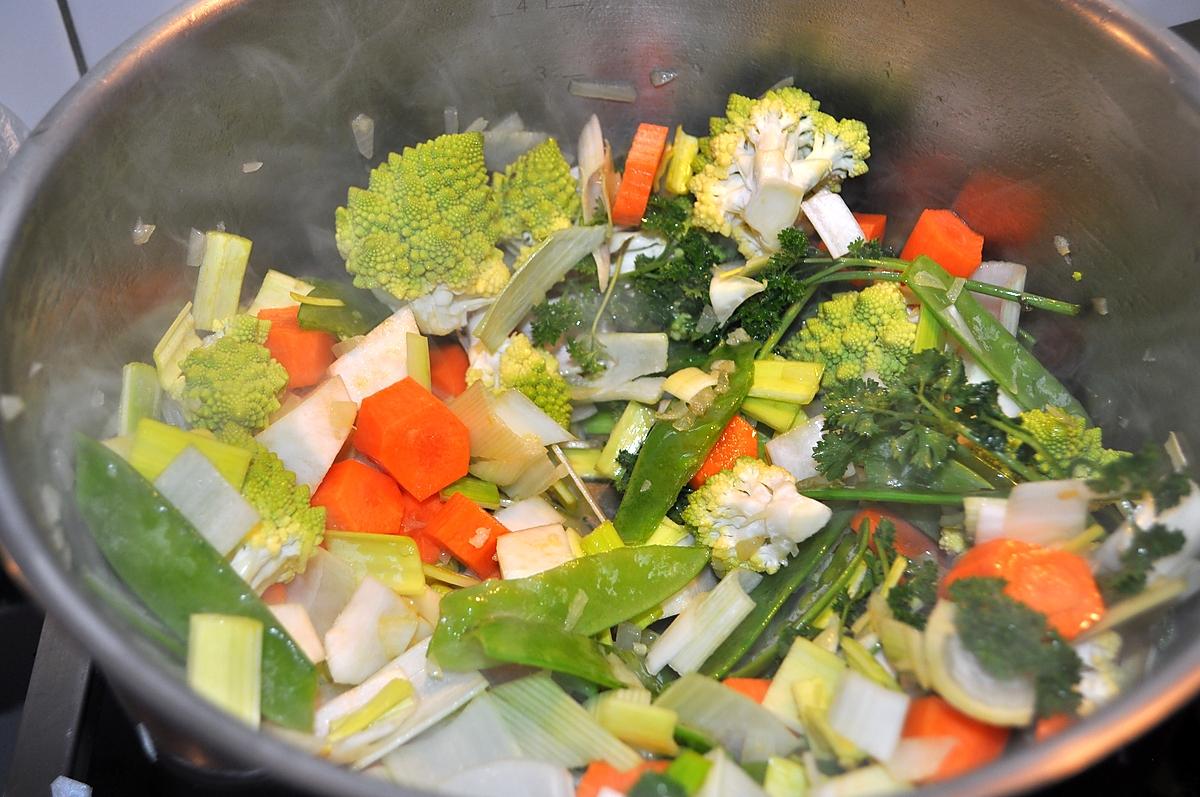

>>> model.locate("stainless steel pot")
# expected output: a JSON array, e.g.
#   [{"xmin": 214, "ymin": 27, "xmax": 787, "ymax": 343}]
[{"xmin": 2, "ymin": 1, "xmax": 1199, "ymax": 794}]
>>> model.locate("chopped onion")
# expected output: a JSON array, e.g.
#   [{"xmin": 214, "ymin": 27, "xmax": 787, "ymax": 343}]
[
  {"xmin": 765, "ymin": 414, "xmax": 854, "ymax": 482},
  {"xmin": 649, "ymin": 68, "xmax": 678, "ymax": 87},
  {"xmin": 506, "ymin": 454, "xmax": 567, "ymax": 501},
  {"xmin": 351, "ymin": 113, "xmax": 375, "ymax": 159},
  {"xmin": 646, "ymin": 571, "xmax": 754, "ymax": 676},
  {"xmin": 241, "ymin": 161, "xmax": 263, "ymax": 173},
  {"xmin": 1002, "ymin": 479, "xmax": 1089, "ymax": 545},
  {"xmin": 1053, "ymin": 234, "xmax": 1071, "ymax": 258},
  {"xmin": 443, "ymin": 106, "xmax": 459, "ymax": 135},
  {"xmin": 568, "ymin": 79, "xmax": 637, "ymax": 103},
  {"xmin": 828, "ymin": 671, "xmax": 909, "ymax": 762},
  {"xmin": 1092, "ymin": 297, "xmax": 1109, "ymax": 316},
  {"xmin": 494, "ymin": 496, "xmax": 563, "ymax": 531},
  {"xmin": 464, "ymin": 117, "xmax": 488, "ymax": 133},
  {"xmin": 493, "ymin": 388, "xmax": 576, "ymax": 445},
  {"xmin": 482, "ymin": 112, "xmax": 547, "ymax": 171},
  {"xmin": 964, "ymin": 496, "xmax": 1009, "ymax": 544},
  {"xmin": 186, "ymin": 228, "xmax": 206, "ymax": 267},
  {"xmin": 801, "ymin": 189, "xmax": 864, "ymax": 259},
  {"xmin": 131, "ymin": 218, "xmax": 155, "ymax": 246},
  {"xmin": 0, "ymin": 394, "xmax": 24, "ymax": 421}
]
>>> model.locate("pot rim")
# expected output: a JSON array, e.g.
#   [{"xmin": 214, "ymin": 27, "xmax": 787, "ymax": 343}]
[{"xmin": 1, "ymin": 1, "xmax": 1199, "ymax": 795}]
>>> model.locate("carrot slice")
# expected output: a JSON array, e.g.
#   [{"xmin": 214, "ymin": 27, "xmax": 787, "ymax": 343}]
[
  {"xmin": 577, "ymin": 760, "xmax": 670, "ymax": 797},
  {"xmin": 723, "ymin": 677, "xmax": 771, "ymax": 703},
  {"xmin": 1034, "ymin": 713, "xmax": 1074, "ymax": 741},
  {"xmin": 399, "ymin": 489, "xmax": 448, "ymax": 563},
  {"xmin": 351, "ymin": 377, "xmax": 470, "ymax": 501},
  {"xmin": 611, "ymin": 123, "xmax": 670, "ymax": 226},
  {"xmin": 899, "ymin": 209, "xmax": 984, "ymax": 278},
  {"xmin": 424, "ymin": 492, "xmax": 510, "ymax": 578},
  {"xmin": 260, "ymin": 583, "xmax": 289, "ymax": 605},
  {"xmin": 690, "ymin": 415, "xmax": 758, "ymax": 488},
  {"xmin": 854, "ymin": 212, "xmax": 887, "ymax": 243},
  {"xmin": 902, "ymin": 695, "xmax": 1010, "ymax": 782},
  {"xmin": 429, "ymin": 338, "xmax": 470, "ymax": 400},
  {"xmin": 311, "ymin": 459, "xmax": 407, "ymax": 535},
  {"xmin": 257, "ymin": 306, "xmax": 337, "ymax": 390},
  {"xmin": 941, "ymin": 538, "xmax": 1104, "ymax": 639},
  {"xmin": 850, "ymin": 508, "xmax": 938, "ymax": 561}
]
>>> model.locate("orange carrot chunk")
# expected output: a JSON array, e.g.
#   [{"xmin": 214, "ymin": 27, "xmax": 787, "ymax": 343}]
[
  {"xmin": 352, "ymin": 377, "xmax": 470, "ymax": 500},
  {"xmin": 311, "ymin": 459, "xmax": 407, "ymax": 535},
  {"xmin": 941, "ymin": 538, "xmax": 1104, "ymax": 639},
  {"xmin": 399, "ymin": 488, "xmax": 448, "ymax": 564},
  {"xmin": 429, "ymin": 339, "xmax": 471, "ymax": 400},
  {"xmin": 577, "ymin": 760, "xmax": 671, "ymax": 797},
  {"xmin": 854, "ymin": 212, "xmax": 887, "ymax": 242},
  {"xmin": 611, "ymin": 123, "xmax": 670, "ymax": 226},
  {"xmin": 723, "ymin": 677, "xmax": 771, "ymax": 703},
  {"xmin": 902, "ymin": 695, "xmax": 1010, "ymax": 782},
  {"xmin": 900, "ymin": 209, "xmax": 984, "ymax": 278},
  {"xmin": 690, "ymin": 415, "xmax": 758, "ymax": 488},
  {"xmin": 257, "ymin": 306, "xmax": 337, "ymax": 390},
  {"xmin": 1034, "ymin": 713, "xmax": 1074, "ymax": 742},
  {"xmin": 425, "ymin": 492, "xmax": 509, "ymax": 578}
]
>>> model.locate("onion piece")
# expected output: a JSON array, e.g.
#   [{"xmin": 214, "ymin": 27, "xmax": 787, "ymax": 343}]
[
  {"xmin": 464, "ymin": 117, "xmax": 488, "ymax": 133},
  {"xmin": 1002, "ymin": 479, "xmax": 1089, "ymax": 545},
  {"xmin": 241, "ymin": 161, "xmax": 263, "ymax": 173},
  {"xmin": 649, "ymin": 69, "xmax": 678, "ymax": 87},
  {"xmin": 350, "ymin": 113, "xmax": 375, "ymax": 159},
  {"xmin": 494, "ymin": 496, "xmax": 564, "ymax": 531},
  {"xmin": 0, "ymin": 394, "xmax": 24, "ymax": 422},
  {"xmin": 765, "ymin": 414, "xmax": 855, "ymax": 482},
  {"xmin": 568, "ymin": 79, "xmax": 637, "ymax": 103},
  {"xmin": 801, "ymin": 188, "xmax": 864, "ymax": 259},
  {"xmin": 568, "ymin": 333, "xmax": 669, "ymax": 403},
  {"xmin": 131, "ymin": 218, "xmax": 155, "ymax": 246}
]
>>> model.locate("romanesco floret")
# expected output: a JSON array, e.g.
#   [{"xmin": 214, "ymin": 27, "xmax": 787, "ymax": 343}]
[
  {"xmin": 224, "ymin": 431, "xmax": 325, "ymax": 592},
  {"xmin": 179, "ymin": 315, "xmax": 287, "ymax": 437},
  {"xmin": 781, "ymin": 282, "xmax": 916, "ymax": 387},
  {"xmin": 334, "ymin": 132, "xmax": 509, "ymax": 303},
  {"xmin": 467, "ymin": 333, "xmax": 573, "ymax": 428},
  {"xmin": 682, "ymin": 456, "xmax": 833, "ymax": 574},
  {"xmin": 688, "ymin": 87, "xmax": 870, "ymax": 258},
  {"xmin": 494, "ymin": 138, "xmax": 580, "ymax": 241},
  {"xmin": 1017, "ymin": 406, "xmax": 1124, "ymax": 478}
]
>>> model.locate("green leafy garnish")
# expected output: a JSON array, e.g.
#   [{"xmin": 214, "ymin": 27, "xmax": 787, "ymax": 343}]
[
  {"xmin": 888, "ymin": 558, "xmax": 939, "ymax": 630},
  {"xmin": 530, "ymin": 298, "xmax": 583, "ymax": 347},
  {"xmin": 1097, "ymin": 524, "xmax": 1185, "ymax": 600}
]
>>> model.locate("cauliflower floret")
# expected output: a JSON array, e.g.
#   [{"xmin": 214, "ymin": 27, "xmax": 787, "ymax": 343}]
[
  {"xmin": 1016, "ymin": 406, "xmax": 1124, "ymax": 478},
  {"xmin": 467, "ymin": 333, "xmax": 572, "ymax": 428},
  {"xmin": 494, "ymin": 137, "xmax": 580, "ymax": 242},
  {"xmin": 781, "ymin": 283, "xmax": 916, "ymax": 387},
  {"xmin": 688, "ymin": 87, "xmax": 870, "ymax": 258},
  {"xmin": 682, "ymin": 456, "xmax": 833, "ymax": 574},
  {"xmin": 179, "ymin": 315, "xmax": 287, "ymax": 437},
  {"xmin": 224, "ymin": 431, "xmax": 325, "ymax": 592},
  {"xmin": 334, "ymin": 132, "xmax": 509, "ymax": 306}
]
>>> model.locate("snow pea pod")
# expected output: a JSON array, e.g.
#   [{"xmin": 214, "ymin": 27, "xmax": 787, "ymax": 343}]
[
  {"xmin": 296, "ymin": 277, "xmax": 392, "ymax": 338},
  {"xmin": 699, "ymin": 511, "xmax": 852, "ymax": 678},
  {"xmin": 431, "ymin": 545, "xmax": 708, "ymax": 671},
  {"xmin": 73, "ymin": 437, "xmax": 317, "ymax": 731},
  {"xmin": 473, "ymin": 618, "xmax": 622, "ymax": 688},
  {"xmin": 613, "ymin": 343, "xmax": 758, "ymax": 543}
]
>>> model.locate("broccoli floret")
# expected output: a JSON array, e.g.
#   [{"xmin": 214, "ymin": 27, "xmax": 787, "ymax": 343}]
[
  {"xmin": 948, "ymin": 577, "xmax": 1083, "ymax": 718},
  {"xmin": 334, "ymin": 132, "xmax": 509, "ymax": 306},
  {"xmin": 688, "ymin": 87, "xmax": 870, "ymax": 258},
  {"xmin": 494, "ymin": 138, "xmax": 580, "ymax": 242},
  {"xmin": 223, "ymin": 432, "xmax": 325, "ymax": 592},
  {"xmin": 781, "ymin": 283, "xmax": 916, "ymax": 387},
  {"xmin": 681, "ymin": 456, "xmax": 832, "ymax": 574},
  {"xmin": 468, "ymin": 333, "xmax": 573, "ymax": 428},
  {"xmin": 179, "ymin": 316, "xmax": 287, "ymax": 438},
  {"xmin": 1017, "ymin": 406, "xmax": 1125, "ymax": 478}
]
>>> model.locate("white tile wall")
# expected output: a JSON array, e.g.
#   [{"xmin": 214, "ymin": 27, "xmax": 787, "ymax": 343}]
[{"xmin": 0, "ymin": 0, "xmax": 1197, "ymax": 131}]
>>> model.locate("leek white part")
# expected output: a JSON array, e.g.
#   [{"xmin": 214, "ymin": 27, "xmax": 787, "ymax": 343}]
[
  {"xmin": 662, "ymin": 367, "xmax": 719, "ymax": 403},
  {"xmin": 382, "ymin": 694, "xmax": 522, "ymax": 787},
  {"xmin": 327, "ymin": 307, "xmax": 420, "ymax": 404},
  {"xmin": 269, "ymin": 603, "xmax": 325, "ymax": 663},
  {"xmin": 568, "ymin": 332, "xmax": 669, "ymax": 403},
  {"xmin": 186, "ymin": 228, "xmax": 206, "ymax": 267},
  {"xmin": 659, "ymin": 569, "xmax": 718, "ymax": 619},
  {"xmin": 1094, "ymin": 481, "xmax": 1200, "ymax": 582},
  {"xmin": 153, "ymin": 447, "xmax": 259, "ymax": 556},
  {"xmin": 801, "ymin": 189, "xmax": 865, "ymax": 259},
  {"xmin": 255, "ymin": 377, "xmax": 355, "ymax": 489},
  {"xmin": 325, "ymin": 577, "xmax": 410, "ymax": 685},
  {"xmin": 972, "ymin": 261, "xmax": 1027, "ymax": 336},
  {"xmin": 192, "ymin": 231, "xmax": 252, "ymax": 331},
  {"xmin": 493, "ymin": 388, "xmax": 576, "ymax": 445},
  {"xmin": 489, "ymin": 673, "xmax": 641, "ymax": 769},
  {"xmin": 828, "ymin": 671, "xmax": 909, "ymax": 762},
  {"xmin": 494, "ymin": 496, "xmax": 564, "ymax": 531},
  {"xmin": 697, "ymin": 749, "xmax": 770, "ymax": 797},
  {"xmin": 649, "ymin": 570, "xmax": 755, "ymax": 675},
  {"xmin": 577, "ymin": 114, "xmax": 605, "ymax": 225},
  {"xmin": 763, "ymin": 636, "xmax": 845, "ymax": 733},
  {"xmin": 495, "ymin": 524, "xmax": 575, "ymax": 579},
  {"xmin": 810, "ymin": 765, "xmax": 911, "ymax": 797},
  {"xmin": 351, "ymin": 113, "xmax": 374, "ymax": 159},
  {"xmin": 767, "ymin": 414, "xmax": 853, "ymax": 482},
  {"xmin": 441, "ymin": 760, "xmax": 575, "ymax": 797},
  {"xmin": 1001, "ymin": 479, "xmax": 1089, "ymax": 545},
  {"xmin": 246, "ymin": 269, "xmax": 314, "ymax": 314},
  {"xmin": 710, "ymin": 267, "xmax": 766, "ymax": 325},
  {"xmin": 885, "ymin": 737, "xmax": 955, "ymax": 784},
  {"xmin": 285, "ymin": 548, "xmax": 358, "ymax": 636},
  {"xmin": 655, "ymin": 674, "xmax": 802, "ymax": 761},
  {"xmin": 568, "ymin": 79, "xmax": 637, "ymax": 103},
  {"xmin": 131, "ymin": 218, "xmax": 156, "ymax": 246},
  {"xmin": 963, "ymin": 496, "xmax": 1009, "ymax": 544}
]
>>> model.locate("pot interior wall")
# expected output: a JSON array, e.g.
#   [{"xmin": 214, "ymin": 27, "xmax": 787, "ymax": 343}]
[{"xmin": 1, "ymin": 0, "xmax": 1199, "ymax": 793}]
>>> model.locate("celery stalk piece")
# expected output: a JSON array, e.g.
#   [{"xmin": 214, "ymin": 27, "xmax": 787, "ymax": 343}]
[
  {"xmin": 475, "ymin": 225, "xmax": 609, "ymax": 351},
  {"xmin": 187, "ymin": 613, "xmax": 263, "ymax": 728},
  {"xmin": 749, "ymin": 361, "xmax": 823, "ymax": 404},
  {"xmin": 667, "ymin": 749, "xmax": 713, "ymax": 796},
  {"xmin": 439, "ymin": 476, "xmax": 502, "ymax": 509},
  {"xmin": 193, "ymin": 231, "xmax": 253, "ymax": 331},
  {"xmin": 328, "ymin": 678, "xmax": 415, "ymax": 743},
  {"xmin": 406, "ymin": 333, "xmax": 431, "ymax": 390},
  {"xmin": 912, "ymin": 305, "xmax": 943, "ymax": 353},
  {"xmin": 118, "ymin": 362, "xmax": 162, "ymax": 436},
  {"xmin": 741, "ymin": 396, "xmax": 800, "ymax": 432},
  {"xmin": 128, "ymin": 418, "xmax": 252, "ymax": 487},
  {"xmin": 649, "ymin": 570, "xmax": 754, "ymax": 676},
  {"xmin": 593, "ymin": 696, "xmax": 679, "ymax": 755},
  {"xmin": 763, "ymin": 756, "xmax": 808, "ymax": 797},
  {"xmin": 562, "ymin": 447, "xmax": 602, "ymax": 479},
  {"xmin": 763, "ymin": 636, "xmax": 847, "ymax": 733},
  {"xmin": 655, "ymin": 674, "xmax": 801, "ymax": 762},
  {"xmin": 326, "ymin": 532, "xmax": 425, "ymax": 596},
  {"xmin": 840, "ymin": 636, "xmax": 901, "ymax": 691},
  {"xmin": 246, "ymin": 269, "xmax": 314, "ymax": 315},
  {"xmin": 152, "ymin": 302, "xmax": 202, "ymax": 395},
  {"xmin": 582, "ymin": 521, "xmax": 625, "ymax": 555}
]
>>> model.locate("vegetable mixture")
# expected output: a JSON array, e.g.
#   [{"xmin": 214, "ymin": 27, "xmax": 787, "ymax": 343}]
[{"xmin": 75, "ymin": 83, "xmax": 1200, "ymax": 796}]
